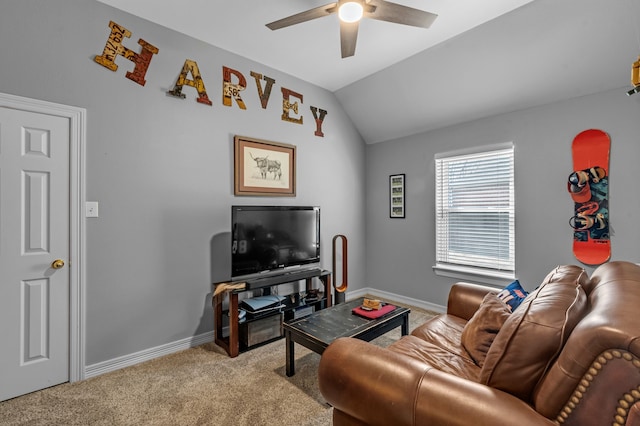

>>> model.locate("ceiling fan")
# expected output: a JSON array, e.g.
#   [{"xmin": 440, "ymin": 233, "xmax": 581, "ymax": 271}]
[{"xmin": 266, "ymin": 0, "xmax": 438, "ymax": 58}]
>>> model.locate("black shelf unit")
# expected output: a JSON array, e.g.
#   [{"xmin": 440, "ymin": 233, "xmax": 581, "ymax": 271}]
[
  {"xmin": 240, "ymin": 294, "xmax": 328, "ymax": 323},
  {"xmin": 213, "ymin": 269, "xmax": 332, "ymax": 357}
]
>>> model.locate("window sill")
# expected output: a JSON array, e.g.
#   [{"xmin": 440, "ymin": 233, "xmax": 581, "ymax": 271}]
[{"xmin": 433, "ymin": 264, "xmax": 515, "ymax": 287}]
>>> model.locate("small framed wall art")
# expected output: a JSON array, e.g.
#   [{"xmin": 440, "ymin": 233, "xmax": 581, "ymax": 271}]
[
  {"xmin": 234, "ymin": 135, "xmax": 296, "ymax": 196},
  {"xmin": 389, "ymin": 174, "xmax": 405, "ymax": 218}
]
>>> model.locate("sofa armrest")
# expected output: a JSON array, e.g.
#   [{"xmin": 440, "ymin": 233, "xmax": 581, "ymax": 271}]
[
  {"xmin": 319, "ymin": 338, "xmax": 555, "ymax": 426},
  {"xmin": 447, "ymin": 282, "xmax": 497, "ymax": 320}
]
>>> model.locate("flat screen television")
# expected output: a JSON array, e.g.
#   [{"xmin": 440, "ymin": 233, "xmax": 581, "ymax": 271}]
[{"xmin": 231, "ymin": 205, "xmax": 321, "ymax": 278}]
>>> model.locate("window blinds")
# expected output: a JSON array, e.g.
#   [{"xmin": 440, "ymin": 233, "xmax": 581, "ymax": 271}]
[{"xmin": 435, "ymin": 146, "xmax": 515, "ymax": 273}]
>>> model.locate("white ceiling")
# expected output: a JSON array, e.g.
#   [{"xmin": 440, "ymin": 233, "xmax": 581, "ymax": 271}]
[
  {"xmin": 96, "ymin": 0, "xmax": 640, "ymax": 144},
  {"xmin": 95, "ymin": 0, "xmax": 535, "ymax": 91},
  {"xmin": 338, "ymin": 0, "xmax": 640, "ymax": 143}
]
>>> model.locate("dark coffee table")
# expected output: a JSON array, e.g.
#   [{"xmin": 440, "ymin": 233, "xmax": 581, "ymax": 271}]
[{"xmin": 283, "ymin": 297, "xmax": 410, "ymax": 376}]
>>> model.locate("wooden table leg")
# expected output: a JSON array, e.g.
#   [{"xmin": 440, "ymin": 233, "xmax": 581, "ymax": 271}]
[
  {"xmin": 214, "ymin": 291, "xmax": 239, "ymax": 358},
  {"xmin": 285, "ymin": 329, "xmax": 295, "ymax": 376},
  {"xmin": 320, "ymin": 274, "xmax": 332, "ymax": 307},
  {"xmin": 401, "ymin": 312, "xmax": 409, "ymax": 336},
  {"xmin": 228, "ymin": 293, "xmax": 239, "ymax": 357}
]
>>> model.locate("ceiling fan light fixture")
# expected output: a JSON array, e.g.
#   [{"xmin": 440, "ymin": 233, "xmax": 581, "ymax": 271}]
[{"xmin": 338, "ymin": 1, "xmax": 364, "ymax": 23}]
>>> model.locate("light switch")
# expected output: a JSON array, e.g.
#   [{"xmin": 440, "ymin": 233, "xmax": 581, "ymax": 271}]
[{"xmin": 86, "ymin": 201, "xmax": 99, "ymax": 218}]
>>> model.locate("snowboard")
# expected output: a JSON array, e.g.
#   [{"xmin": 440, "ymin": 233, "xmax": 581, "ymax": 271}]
[{"xmin": 568, "ymin": 129, "xmax": 610, "ymax": 265}]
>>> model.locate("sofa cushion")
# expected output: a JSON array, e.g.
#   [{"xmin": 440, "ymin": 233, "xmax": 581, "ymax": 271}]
[
  {"xmin": 394, "ymin": 314, "xmax": 481, "ymax": 381},
  {"xmin": 461, "ymin": 293, "xmax": 512, "ymax": 367},
  {"xmin": 411, "ymin": 314, "xmax": 468, "ymax": 356},
  {"xmin": 389, "ymin": 336, "xmax": 481, "ymax": 382},
  {"xmin": 479, "ymin": 265, "xmax": 589, "ymax": 402}
]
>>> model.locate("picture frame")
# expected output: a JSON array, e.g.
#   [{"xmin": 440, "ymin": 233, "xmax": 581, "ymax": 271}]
[
  {"xmin": 389, "ymin": 174, "xmax": 405, "ymax": 218},
  {"xmin": 234, "ymin": 135, "xmax": 296, "ymax": 196}
]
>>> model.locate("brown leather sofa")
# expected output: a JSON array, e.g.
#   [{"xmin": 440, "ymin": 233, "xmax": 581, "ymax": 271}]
[{"xmin": 318, "ymin": 261, "xmax": 640, "ymax": 425}]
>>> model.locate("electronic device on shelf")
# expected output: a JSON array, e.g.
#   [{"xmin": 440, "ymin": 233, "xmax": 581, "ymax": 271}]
[
  {"xmin": 240, "ymin": 295, "xmax": 286, "ymax": 313},
  {"xmin": 231, "ymin": 206, "xmax": 321, "ymax": 280}
]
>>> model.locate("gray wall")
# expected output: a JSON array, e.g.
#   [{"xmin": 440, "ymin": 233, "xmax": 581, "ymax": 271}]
[
  {"xmin": 4, "ymin": 0, "xmax": 638, "ymax": 369},
  {"xmin": 0, "ymin": 0, "xmax": 365, "ymax": 365},
  {"xmin": 366, "ymin": 88, "xmax": 640, "ymax": 306}
]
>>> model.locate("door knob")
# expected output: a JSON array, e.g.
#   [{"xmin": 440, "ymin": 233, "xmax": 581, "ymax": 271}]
[{"xmin": 51, "ymin": 259, "xmax": 65, "ymax": 269}]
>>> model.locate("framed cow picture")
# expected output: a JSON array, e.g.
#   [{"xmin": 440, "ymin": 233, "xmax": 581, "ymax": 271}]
[{"xmin": 234, "ymin": 135, "xmax": 296, "ymax": 196}]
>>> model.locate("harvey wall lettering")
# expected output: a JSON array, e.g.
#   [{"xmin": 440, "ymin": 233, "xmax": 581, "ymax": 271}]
[{"xmin": 93, "ymin": 21, "xmax": 328, "ymax": 137}]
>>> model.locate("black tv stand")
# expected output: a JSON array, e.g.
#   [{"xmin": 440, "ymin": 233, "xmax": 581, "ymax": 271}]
[
  {"xmin": 242, "ymin": 268, "xmax": 324, "ymax": 290},
  {"xmin": 213, "ymin": 269, "xmax": 332, "ymax": 357}
]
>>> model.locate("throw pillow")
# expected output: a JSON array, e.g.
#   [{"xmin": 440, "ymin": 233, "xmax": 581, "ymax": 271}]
[
  {"xmin": 496, "ymin": 280, "xmax": 529, "ymax": 312},
  {"xmin": 461, "ymin": 293, "xmax": 512, "ymax": 367},
  {"xmin": 479, "ymin": 265, "xmax": 589, "ymax": 402}
]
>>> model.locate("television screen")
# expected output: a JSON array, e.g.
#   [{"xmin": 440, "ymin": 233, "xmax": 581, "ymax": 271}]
[{"xmin": 231, "ymin": 206, "xmax": 320, "ymax": 278}]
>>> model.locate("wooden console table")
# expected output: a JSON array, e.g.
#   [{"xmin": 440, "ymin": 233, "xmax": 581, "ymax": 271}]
[{"xmin": 213, "ymin": 269, "xmax": 332, "ymax": 357}]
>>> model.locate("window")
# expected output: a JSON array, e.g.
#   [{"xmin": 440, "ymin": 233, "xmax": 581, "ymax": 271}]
[{"xmin": 434, "ymin": 144, "xmax": 515, "ymax": 278}]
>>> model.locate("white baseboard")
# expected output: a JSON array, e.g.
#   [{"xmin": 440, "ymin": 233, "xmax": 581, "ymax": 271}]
[
  {"xmin": 84, "ymin": 289, "xmax": 444, "ymax": 379},
  {"xmin": 84, "ymin": 331, "xmax": 214, "ymax": 379}
]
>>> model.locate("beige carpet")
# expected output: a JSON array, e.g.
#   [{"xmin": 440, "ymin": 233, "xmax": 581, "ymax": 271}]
[{"xmin": 0, "ymin": 302, "xmax": 436, "ymax": 426}]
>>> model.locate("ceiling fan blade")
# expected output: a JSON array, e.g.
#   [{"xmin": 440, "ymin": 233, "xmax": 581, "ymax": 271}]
[
  {"xmin": 266, "ymin": 3, "xmax": 337, "ymax": 30},
  {"xmin": 340, "ymin": 20, "xmax": 359, "ymax": 58},
  {"xmin": 366, "ymin": 0, "xmax": 438, "ymax": 28}
]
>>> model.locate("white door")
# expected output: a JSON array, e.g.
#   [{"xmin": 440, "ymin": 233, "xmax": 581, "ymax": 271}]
[{"xmin": 0, "ymin": 106, "xmax": 71, "ymax": 401}]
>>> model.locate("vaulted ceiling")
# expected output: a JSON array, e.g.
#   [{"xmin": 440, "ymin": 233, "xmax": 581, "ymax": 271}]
[{"xmin": 97, "ymin": 0, "xmax": 640, "ymax": 143}]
